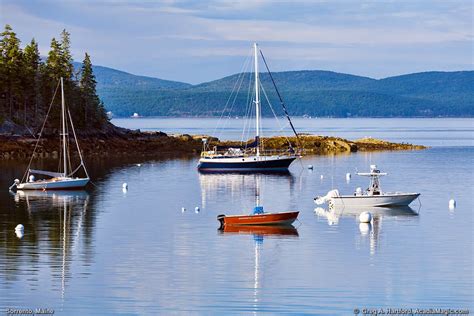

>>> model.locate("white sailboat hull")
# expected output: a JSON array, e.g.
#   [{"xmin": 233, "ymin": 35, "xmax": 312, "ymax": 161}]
[
  {"xmin": 329, "ymin": 193, "xmax": 420, "ymax": 207},
  {"xmin": 17, "ymin": 178, "xmax": 90, "ymax": 190}
]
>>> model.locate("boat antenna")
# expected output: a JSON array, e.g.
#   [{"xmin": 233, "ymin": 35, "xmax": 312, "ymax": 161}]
[{"xmin": 259, "ymin": 49, "xmax": 302, "ymax": 150}]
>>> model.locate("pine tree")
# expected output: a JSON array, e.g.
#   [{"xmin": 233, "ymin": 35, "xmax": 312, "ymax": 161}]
[
  {"xmin": 23, "ymin": 38, "xmax": 41, "ymax": 122},
  {"xmin": 0, "ymin": 24, "xmax": 24, "ymax": 119},
  {"xmin": 80, "ymin": 52, "xmax": 107, "ymax": 127},
  {"xmin": 59, "ymin": 29, "xmax": 74, "ymax": 82}
]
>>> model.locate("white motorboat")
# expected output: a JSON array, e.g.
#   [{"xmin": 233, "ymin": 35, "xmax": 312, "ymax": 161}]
[
  {"xmin": 9, "ymin": 78, "xmax": 90, "ymax": 191},
  {"xmin": 314, "ymin": 165, "xmax": 420, "ymax": 207}
]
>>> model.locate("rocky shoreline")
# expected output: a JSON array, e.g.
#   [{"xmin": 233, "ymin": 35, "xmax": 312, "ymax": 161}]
[{"xmin": 0, "ymin": 129, "xmax": 426, "ymax": 161}]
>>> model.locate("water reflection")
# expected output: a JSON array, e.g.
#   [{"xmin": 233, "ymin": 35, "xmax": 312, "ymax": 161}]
[
  {"xmin": 2, "ymin": 190, "xmax": 92, "ymax": 300},
  {"xmin": 198, "ymin": 171, "xmax": 295, "ymax": 210},
  {"xmin": 315, "ymin": 205, "xmax": 418, "ymax": 255},
  {"xmin": 219, "ymin": 225, "xmax": 299, "ymax": 314}
]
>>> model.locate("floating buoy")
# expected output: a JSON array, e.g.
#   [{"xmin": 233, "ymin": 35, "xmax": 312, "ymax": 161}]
[
  {"xmin": 195, "ymin": 207, "xmax": 200, "ymax": 213},
  {"xmin": 15, "ymin": 230, "xmax": 24, "ymax": 239},
  {"xmin": 320, "ymin": 175, "xmax": 324, "ymax": 180},
  {"xmin": 346, "ymin": 173, "xmax": 351, "ymax": 180},
  {"xmin": 359, "ymin": 211, "xmax": 372, "ymax": 223},
  {"xmin": 308, "ymin": 165, "xmax": 313, "ymax": 170},
  {"xmin": 136, "ymin": 164, "xmax": 141, "ymax": 167},
  {"xmin": 181, "ymin": 207, "xmax": 186, "ymax": 213},
  {"xmin": 449, "ymin": 199, "xmax": 456, "ymax": 209},
  {"xmin": 359, "ymin": 223, "xmax": 371, "ymax": 235},
  {"xmin": 15, "ymin": 224, "xmax": 24, "ymax": 231},
  {"xmin": 122, "ymin": 183, "xmax": 128, "ymax": 189}
]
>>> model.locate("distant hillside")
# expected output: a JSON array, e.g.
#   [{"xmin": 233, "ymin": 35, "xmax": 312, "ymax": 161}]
[{"xmin": 88, "ymin": 66, "xmax": 474, "ymax": 117}]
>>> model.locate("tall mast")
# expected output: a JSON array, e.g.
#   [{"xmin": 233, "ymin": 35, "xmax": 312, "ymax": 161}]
[
  {"xmin": 254, "ymin": 42, "xmax": 261, "ymax": 157},
  {"xmin": 61, "ymin": 77, "xmax": 67, "ymax": 177}
]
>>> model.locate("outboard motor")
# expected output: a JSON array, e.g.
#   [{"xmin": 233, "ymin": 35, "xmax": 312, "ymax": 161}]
[{"xmin": 9, "ymin": 179, "xmax": 20, "ymax": 191}]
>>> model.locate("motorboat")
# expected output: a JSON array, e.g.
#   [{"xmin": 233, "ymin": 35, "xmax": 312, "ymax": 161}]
[{"xmin": 314, "ymin": 165, "xmax": 420, "ymax": 207}]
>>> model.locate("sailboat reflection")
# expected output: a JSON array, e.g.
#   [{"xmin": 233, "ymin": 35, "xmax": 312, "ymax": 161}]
[
  {"xmin": 315, "ymin": 205, "xmax": 418, "ymax": 255},
  {"xmin": 12, "ymin": 190, "xmax": 90, "ymax": 300},
  {"xmin": 198, "ymin": 171, "xmax": 293, "ymax": 209},
  {"xmin": 219, "ymin": 225, "xmax": 298, "ymax": 313}
]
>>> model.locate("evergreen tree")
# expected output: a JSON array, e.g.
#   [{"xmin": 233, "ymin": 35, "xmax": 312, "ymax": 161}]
[
  {"xmin": 59, "ymin": 29, "xmax": 74, "ymax": 82},
  {"xmin": 80, "ymin": 52, "xmax": 107, "ymax": 127},
  {"xmin": 0, "ymin": 24, "xmax": 24, "ymax": 119},
  {"xmin": 23, "ymin": 38, "xmax": 41, "ymax": 122}
]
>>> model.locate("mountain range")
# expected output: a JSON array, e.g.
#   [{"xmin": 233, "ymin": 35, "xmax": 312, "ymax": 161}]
[{"xmin": 86, "ymin": 64, "xmax": 474, "ymax": 117}]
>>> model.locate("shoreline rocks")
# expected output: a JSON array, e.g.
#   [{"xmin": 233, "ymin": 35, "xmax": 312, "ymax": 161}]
[{"xmin": 0, "ymin": 131, "xmax": 426, "ymax": 161}]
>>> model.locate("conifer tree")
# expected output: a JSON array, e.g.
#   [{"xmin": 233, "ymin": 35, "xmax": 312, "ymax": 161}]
[
  {"xmin": 0, "ymin": 24, "xmax": 24, "ymax": 119},
  {"xmin": 80, "ymin": 52, "xmax": 107, "ymax": 127},
  {"xmin": 59, "ymin": 29, "xmax": 74, "ymax": 82},
  {"xmin": 23, "ymin": 38, "xmax": 41, "ymax": 121}
]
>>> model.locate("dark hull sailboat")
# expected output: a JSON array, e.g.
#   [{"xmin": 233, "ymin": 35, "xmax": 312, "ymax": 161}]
[
  {"xmin": 198, "ymin": 43, "xmax": 301, "ymax": 172},
  {"xmin": 198, "ymin": 155, "xmax": 296, "ymax": 171}
]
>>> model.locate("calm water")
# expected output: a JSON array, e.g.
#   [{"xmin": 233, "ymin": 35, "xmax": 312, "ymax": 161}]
[
  {"xmin": 112, "ymin": 117, "xmax": 474, "ymax": 147},
  {"xmin": 1, "ymin": 118, "xmax": 473, "ymax": 315}
]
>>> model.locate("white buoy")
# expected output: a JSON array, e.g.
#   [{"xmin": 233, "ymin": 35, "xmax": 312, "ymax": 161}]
[
  {"xmin": 449, "ymin": 199, "xmax": 456, "ymax": 209},
  {"xmin": 15, "ymin": 224, "xmax": 24, "ymax": 231},
  {"xmin": 15, "ymin": 230, "xmax": 24, "ymax": 239},
  {"xmin": 320, "ymin": 175, "xmax": 324, "ymax": 180},
  {"xmin": 122, "ymin": 183, "xmax": 128, "ymax": 189},
  {"xmin": 346, "ymin": 173, "xmax": 351, "ymax": 180},
  {"xmin": 308, "ymin": 165, "xmax": 313, "ymax": 170},
  {"xmin": 136, "ymin": 163, "xmax": 141, "ymax": 167},
  {"xmin": 181, "ymin": 207, "xmax": 186, "ymax": 213},
  {"xmin": 195, "ymin": 207, "xmax": 200, "ymax": 213},
  {"xmin": 359, "ymin": 223, "xmax": 371, "ymax": 235},
  {"xmin": 359, "ymin": 211, "xmax": 372, "ymax": 223}
]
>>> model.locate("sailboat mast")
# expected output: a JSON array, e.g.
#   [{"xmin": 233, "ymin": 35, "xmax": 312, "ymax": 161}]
[
  {"xmin": 254, "ymin": 42, "xmax": 261, "ymax": 157},
  {"xmin": 61, "ymin": 77, "xmax": 67, "ymax": 177}
]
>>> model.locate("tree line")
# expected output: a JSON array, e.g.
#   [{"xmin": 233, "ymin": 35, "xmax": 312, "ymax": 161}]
[{"xmin": 0, "ymin": 24, "xmax": 107, "ymax": 133}]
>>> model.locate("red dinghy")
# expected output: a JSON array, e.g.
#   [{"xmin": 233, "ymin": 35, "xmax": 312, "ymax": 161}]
[{"xmin": 217, "ymin": 210, "xmax": 299, "ymax": 227}]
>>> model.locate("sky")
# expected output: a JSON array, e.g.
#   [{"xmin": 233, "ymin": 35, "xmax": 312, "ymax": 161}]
[{"xmin": 1, "ymin": 0, "xmax": 472, "ymax": 84}]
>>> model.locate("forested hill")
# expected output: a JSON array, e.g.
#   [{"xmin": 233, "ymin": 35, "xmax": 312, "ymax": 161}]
[{"xmin": 96, "ymin": 69, "xmax": 474, "ymax": 117}]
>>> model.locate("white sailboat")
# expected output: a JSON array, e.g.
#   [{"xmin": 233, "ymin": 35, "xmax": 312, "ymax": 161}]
[
  {"xmin": 10, "ymin": 78, "xmax": 90, "ymax": 191},
  {"xmin": 314, "ymin": 165, "xmax": 420, "ymax": 207},
  {"xmin": 198, "ymin": 43, "xmax": 300, "ymax": 171}
]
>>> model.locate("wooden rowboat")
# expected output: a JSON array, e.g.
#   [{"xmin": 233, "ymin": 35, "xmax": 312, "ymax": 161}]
[{"xmin": 217, "ymin": 211, "xmax": 299, "ymax": 228}]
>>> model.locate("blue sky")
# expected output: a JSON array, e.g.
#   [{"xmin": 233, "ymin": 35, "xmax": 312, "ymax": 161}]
[{"xmin": 1, "ymin": 0, "xmax": 472, "ymax": 84}]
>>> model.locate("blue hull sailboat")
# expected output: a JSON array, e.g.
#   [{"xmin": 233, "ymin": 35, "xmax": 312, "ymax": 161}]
[{"xmin": 198, "ymin": 43, "xmax": 301, "ymax": 171}]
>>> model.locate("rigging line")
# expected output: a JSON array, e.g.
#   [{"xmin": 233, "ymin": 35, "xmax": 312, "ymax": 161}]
[
  {"xmin": 259, "ymin": 49, "xmax": 301, "ymax": 148},
  {"xmin": 223, "ymin": 58, "xmax": 250, "ymax": 133},
  {"xmin": 68, "ymin": 108, "xmax": 89, "ymax": 178},
  {"xmin": 244, "ymin": 86, "xmax": 256, "ymax": 150},
  {"xmin": 66, "ymin": 109, "xmax": 72, "ymax": 176},
  {"xmin": 212, "ymin": 49, "xmax": 252, "ymax": 140},
  {"xmin": 241, "ymin": 72, "xmax": 254, "ymax": 145},
  {"xmin": 21, "ymin": 80, "xmax": 61, "ymax": 183},
  {"xmin": 260, "ymin": 81, "xmax": 292, "ymax": 145}
]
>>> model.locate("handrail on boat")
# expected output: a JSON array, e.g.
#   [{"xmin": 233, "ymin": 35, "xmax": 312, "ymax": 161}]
[{"xmin": 201, "ymin": 148, "xmax": 301, "ymax": 158}]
